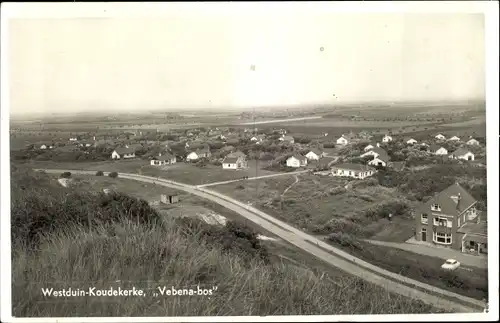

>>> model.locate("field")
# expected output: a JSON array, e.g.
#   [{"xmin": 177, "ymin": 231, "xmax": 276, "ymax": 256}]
[
  {"xmin": 28, "ymin": 159, "xmax": 279, "ymax": 186},
  {"xmin": 212, "ymin": 174, "xmax": 417, "ymax": 239}
]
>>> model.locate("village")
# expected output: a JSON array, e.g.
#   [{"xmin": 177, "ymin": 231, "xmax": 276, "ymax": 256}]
[{"xmin": 11, "ymin": 123, "xmax": 488, "ymax": 261}]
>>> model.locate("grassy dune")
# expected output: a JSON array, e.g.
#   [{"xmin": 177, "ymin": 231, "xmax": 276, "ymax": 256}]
[{"xmin": 11, "ymin": 168, "xmax": 443, "ymax": 316}]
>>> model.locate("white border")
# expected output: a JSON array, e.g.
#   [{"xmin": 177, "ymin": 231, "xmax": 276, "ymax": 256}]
[{"xmin": 1, "ymin": 2, "xmax": 498, "ymax": 322}]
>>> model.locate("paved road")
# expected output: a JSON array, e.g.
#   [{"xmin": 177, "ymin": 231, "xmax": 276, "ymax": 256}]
[
  {"xmin": 365, "ymin": 239, "xmax": 488, "ymax": 269},
  {"xmin": 39, "ymin": 169, "xmax": 486, "ymax": 313},
  {"xmin": 197, "ymin": 170, "xmax": 310, "ymax": 188}
]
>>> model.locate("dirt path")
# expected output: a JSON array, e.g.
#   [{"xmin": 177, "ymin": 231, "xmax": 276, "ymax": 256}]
[{"xmin": 281, "ymin": 175, "xmax": 300, "ymax": 197}]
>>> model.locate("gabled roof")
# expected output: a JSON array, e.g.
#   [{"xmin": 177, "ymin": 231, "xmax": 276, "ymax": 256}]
[
  {"xmin": 451, "ymin": 148, "xmax": 473, "ymax": 156},
  {"xmin": 419, "ymin": 183, "xmax": 477, "ymax": 216},
  {"xmin": 222, "ymin": 156, "xmax": 241, "ymax": 164},
  {"xmin": 429, "ymin": 144, "xmax": 446, "ymax": 152},
  {"xmin": 365, "ymin": 147, "xmax": 388, "ymax": 158},
  {"xmin": 306, "ymin": 148, "xmax": 323, "ymax": 155},
  {"xmin": 156, "ymin": 153, "xmax": 175, "ymax": 161},
  {"xmin": 332, "ymin": 163, "xmax": 375, "ymax": 172},
  {"xmin": 287, "ymin": 154, "xmax": 306, "ymax": 162},
  {"xmin": 373, "ymin": 153, "xmax": 390, "ymax": 163},
  {"xmin": 114, "ymin": 147, "xmax": 135, "ymax": 154}
]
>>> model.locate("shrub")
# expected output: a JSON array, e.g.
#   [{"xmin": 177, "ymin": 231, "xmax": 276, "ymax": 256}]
[
  {"xmin": 60, "ymin": 172, "xmax": 71, "ymax": 178},
  {"xmin": 236, "ymin": 184, "xmax": 245, "ymax": 190},
  {"xmin": 95, "ymin": 171, "xmax": 104, "ymax": 176},
  {"xmin": 326, "ymin": 232, "xmax": 363, "ymax": 251},
  {"xmin": 108, "ymin": 172, "xmax": 118, "ymax": 178}
]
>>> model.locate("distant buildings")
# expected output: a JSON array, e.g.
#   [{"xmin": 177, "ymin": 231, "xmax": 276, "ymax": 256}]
[
  {"xmin": 448, "ymin": 136, "xmax": 461, "ymax": 142},
  {"xmin": 279, "ymin": 135, "xmax": 295, "ymax": 144},
  {"xmin": 466, "ymin": 138, "xmax": 480, "ymax": 146},
  {"xmin": 382, "ymin": 134, "xmax": 393, "ymax": 143},
  {"xmin": 435, "ymin": 134, "xmax": 446, "ymax": 140},
  {"xmin": 286, "ymin": 155, "xmax": 308, "ymax": 168},
  {"xmin": 150, "ymin": 153, "xmax": 177, "ymax": 166},
  {"xmin": 331, "ymin": 163, "xmax": 376, "ymax": 179},
  {"xmin": 305, "ymin": 149, "xmax": 323, "ymax": 161},
  {"xmin": 111, "ymin": 147, "xmax": 136, "ymax": 159},
  {"xmin": 336, "ymin": 135, "xmax": 350, "ymax": 146},
  {"xmin": 363, "ymin": 142, "xmax": 380, "ymax": 152},
  {"xmin": 405, "ymin": 138, "xmax": 418, "ymax": 145},
  {"xmin": 429, "ymin": 144, "xmax": 448, "ymax": 156},
  {"xmin": 186, "ymin": 146, "xmax": 211, "ymax": 161}
]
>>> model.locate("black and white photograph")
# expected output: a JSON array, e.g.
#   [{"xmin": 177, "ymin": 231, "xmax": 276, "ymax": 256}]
[{"xmin": 1, "ymin": 2, "xmax": 498, "ymax": 322}]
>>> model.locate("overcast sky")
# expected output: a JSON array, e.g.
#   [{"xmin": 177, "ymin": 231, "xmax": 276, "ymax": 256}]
[{"xmin": 7, "ymin": 11, "xmax": 485, "ymax": 114}]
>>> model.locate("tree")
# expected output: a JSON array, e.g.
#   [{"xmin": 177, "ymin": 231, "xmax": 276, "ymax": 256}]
[{"xmin": 108, "ymin": 172, "xmax": 119, "ymax": 178}]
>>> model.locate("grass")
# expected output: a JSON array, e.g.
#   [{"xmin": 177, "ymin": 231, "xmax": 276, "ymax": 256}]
[
  {"xmin": 10, "ymin": 169, "xmax": 444, "ymax": 316},
  {"xmin": 27, "ymin": 159, "xmax": 278, "ymax": 186},
  {"xmin": 325, "ymin": 237, "xmax": 488, "ymax": 301},
  {"xmin": 213, "ymin": 175, "xmax": 416, "ymax": 237}
]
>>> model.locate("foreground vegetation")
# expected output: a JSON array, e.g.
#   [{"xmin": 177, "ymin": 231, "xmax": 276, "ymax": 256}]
[{"xmin": 11, "ymin": 168, "xmax": 442, "ymax": 316}]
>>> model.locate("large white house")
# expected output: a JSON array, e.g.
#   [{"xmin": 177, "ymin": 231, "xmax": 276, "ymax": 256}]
[
  {"xmin": 331, "ymin": 163, "xmax": 376, "ymax": 179},
  {"xmin": 382, "ymin": 135, "xmax": 393, "ymax": 143},
  {"xmin": 222, "ymin": 155, "xmax": 247, "ymax": 169},
  {"xmin": 150, "ymin": 153, "xmax": 176, "ymax": 166},
  {"xmin": 305, "ymin": 149, "xmax": 323, "ymax": 161},
  {"xmin": 429, "ymin": 144, "xmax": 448, "ymax": 156},
  {"xmin": 467, "ymin": 138, "xmax": 480, "ymax": 146},
  {"xmin": 111, "ymin": 147, "xmax": 136, "ymax": 159},
  {"xmin": 449, "ymin": 148, "xmax": 475, "ymax": 161},
  {"xmin": 435, "ymin": 134, "xmax": 446, "ymax": 140},
  {"xmin": 286, "ymin": 155, "xmax": 308, "ymax": 168},
  {"xmin": 336, "ymin": 135, "xmax": 350, "ymax": 145}
]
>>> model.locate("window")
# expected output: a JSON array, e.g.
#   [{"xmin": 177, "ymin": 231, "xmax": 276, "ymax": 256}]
[
  {"xmin": 421, "ymin": 213, "xmax": 428, "ymax": 224},
  {"xmin": 348, "ymin": 171, "xmax": 352, "ymax": 175},
  {"xmin": 433, "ymin": 217, "xmax": 451, "ymax": 227},
  {"xmin": 421, "ymin": 228, "xmax": 427, "ymax": 232},
  {"xmin": 431, "ymin": 204, "xmax": 441, "ymax": 211},
  {"xmin": 433, "ymin": 232, "xmax": 452, "ymax": 244},
  {"xmin": 354, "ymin": 172, "xmax": 359, "ymax": 177}
]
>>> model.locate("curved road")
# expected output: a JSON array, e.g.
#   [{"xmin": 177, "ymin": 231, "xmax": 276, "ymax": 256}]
[{"xmin": 39, "ymin": 169, "xmax": 486, "ymax": 313}]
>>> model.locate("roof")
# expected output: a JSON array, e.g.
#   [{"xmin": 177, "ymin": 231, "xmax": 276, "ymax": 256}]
[
  {"xmin": 429, "ymin": 144, "xmax": 445, "ymax": 152},
  {"xmin": 405, "ymin": 137, "xmax": 417, "ymax": 142},
  {"xmin": 457, "ymin": 220, "xmax": 487, "ymax": 236},
  {"xmin": 418, "ymin": 183, "xmax": 477, "ymax": 217},
  {"xmin": 307, "ymin": 148, "xmax": 323, "ymax": 155},
  {"xmin": 467, "ymin": 138, "xmax": 479, "ymax": 142},
  {"xmin": 227, "ymin": 151, "xmax": 246, "ymax": 158},
  {"xmin": 157, "ymin": 153, "xmax": 175, "ymax": 161},
  {"xmin": 435, "ymin": 133, "xmax": 445, "ymax": 137},
  {"xmin": 282, "ymin": 135, "xmax": 294, "ymax": 141},
  {"xmin": 451, "ymin": 148, "xmax": 473, "ymax": 156},
  {"xmin": 288, "ymin": 154, "xmax": 306, "ymax": 162},
  {"xmin": 373, "ymin": 154, "xmax": 390, "ymax": 163},
  {"xmin": 365, "ymin": 147, "xmax": 389, "ymax": 160},
  {"xmin": 332, "ymin": 163, "xmax": 375, "ymax": 172},
  {"xmin": 114, "ymin": 147, "xmax": 135, "ymax": 154},
  {"xmin": 223, "ymin": 156, "xmax": 240, "ymax": 164}
]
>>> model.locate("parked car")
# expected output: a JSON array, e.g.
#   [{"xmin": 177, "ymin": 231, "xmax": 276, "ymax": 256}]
[{"xmin": 441, "ymin": 259, "xmax": 460, "ymax": 271}]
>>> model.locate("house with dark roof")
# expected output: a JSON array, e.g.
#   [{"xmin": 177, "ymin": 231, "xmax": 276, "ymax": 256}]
[
  {"xmin": 305, "ymin": 148, "xmax": 324, "ymax": 161},
  {"xmin": 414, "ymin": 183, "xmax": 484, "ymax": 254},
  {"xmin": 150, "ymin": 153, "xmax": 176, "ymax": 166},
  {"xmin": 286, "ymin": 154, "xmax": 307, "ymax": 168},
  {"xmin": 222, "ymin": 154, "xmax": 247, "ymax": 169},
  {"xmin": 186, "ymin": 145, "xmax": 211, "ymax": 161},
  {"xmin": 111, "ymin": 147, "xmax": 136, "ymax": 159},
  {"xmin": 449, "ymin": 148, "xmax": 475, "ymax": 161},
  {"xmin": 331, "ymin": 163, "xmax": 376, "ymax": 179}
]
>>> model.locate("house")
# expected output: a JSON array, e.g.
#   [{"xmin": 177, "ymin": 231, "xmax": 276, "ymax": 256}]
[
  {"xmin": 279, "ymin": 135, "xmax": 295, "ymax": 144},
  {"xmin": 448, "ymin": 136, "xmax": 461, "ymax": 142},
  {"xmin": 449, "ymin": 148, "xmax": 475, "ymax": 161},
  {"xmin": 336, "ymin": 135, "xmax": 350, "ymax": 146},
  {"xmin": 405, "ymin": 138, "xmax": 418, "ymax": 145},
  {"xmin": 382, "ymin": 134, "xmax": 393, "ymax": 143},
  {"xmin": 435, "ymin": 134, "xmax": 446, "ymax": 140},
  {"xmin": 305, "ymin": 149, "xmax": 323, "ymax": 161},
  {"xmin": 286, "ymin": 155, "xmax": 308, "ymax": 168},
  {"xmin": 150, "ymin": 153, "xmax": 177, "ymax": 166},
  {"xmin": 368, "ymin": 154, "xmax": 390, "ymax": 167},
  {"xmin": 466, "ymin": 138, "xmax": 480, "ymax": 146},
  {"xmin": 186, "ymin": 146, "xmax": 211, "ymax": 161},
  {"xmin": 251, "ymin": 134, "xmax": 266, "ymax": 144},
  {"xmin": 360, "ymin": 147, "xmax": 388, "ymax": 159},
  {"xmin": 78, "ymin": 141, "xmax": 93, "ymax": 148},
  {"xmin": 331, "ymin": 163, "xmax": 376, "ymax": 179},
  {"xmin": 38, "ymin": 143, "xmax": 54, "ymax": 150},
  {"xmin": 363, "ymin": 142, "xmax": 380, "ymax": 152},
  {"xmin": 415, "ymin": 183, "xmax": 485, "ymax": 254},
  {"xmin": 222, "ymin": 155, "xmax": 247, "ymax": 169},
  {"xmin": 429, "ymin": 144, "xmax": 448, "ymax": 156},
  {"xmin": 388, "ymin": 161, "xmax": 406, "ymax": 172},
  {"xmin": 111, "ymin": 147, "xmax": 136, "ymax": 159},
  {"xmin": 69, "ymin": 137, "xmax": 79, "ymax": 142}
]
